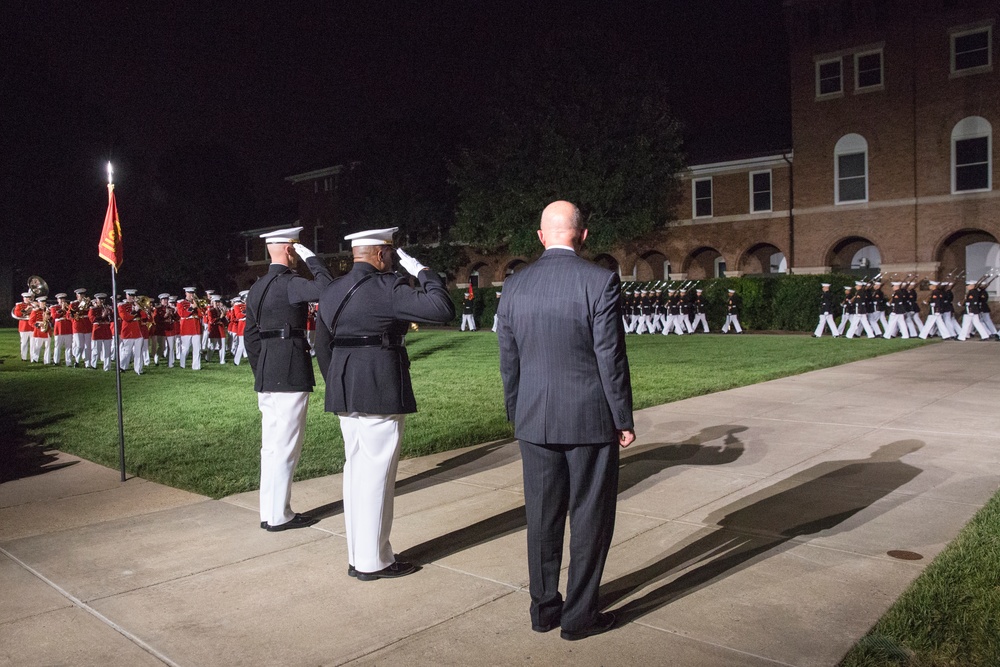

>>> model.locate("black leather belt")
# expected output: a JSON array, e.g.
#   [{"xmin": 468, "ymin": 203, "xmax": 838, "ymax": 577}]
[
  {"xmin": 259, "ymin": 328, "xmax": 307, "ymax": 340},
  {"xmin": 332, "ymin": 334, "xmax": 404, "ymax": 348}
]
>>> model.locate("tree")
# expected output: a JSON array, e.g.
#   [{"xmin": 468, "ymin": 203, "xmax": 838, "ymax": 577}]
[{"xmin": 449, "ymin": 31, "xmax": 685, "ymax": 256}]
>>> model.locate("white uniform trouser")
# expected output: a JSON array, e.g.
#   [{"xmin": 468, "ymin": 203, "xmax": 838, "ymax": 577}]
[
  {"xmin": 73, "ymin": 333, "xmax": 92, "ymax": 366},
  {"xmin": 258, "ymin": 391, "xmax": 309, "ymax": 527},
  {"xmin": 906, "ymin": 313, "xmax": 923, "ymax": 337},
  {"xmin": 92, "ymin": 339, "xmax": 113, "ymax": 370},
  {"xmin": 209, "ymin": 337, "xmax": 227, "ymax": 363},
  {"xmin": 942, "ymin": 313, "xmax": 959, "ymax": 337},
  {"xmin": 159, "ymin": 335, "xmax": 177, "ymax": 366},
  {"xmin": 627, "ymin": 314, "xmax": 639, "ymax": 333},
  {"xmin": 180, "ymin": 335, "xmax": 202, "ymax": 369},
  {"xmin": 119, "ymin": 338, "xmax": 144, "ymax": 374},
  {"xmin": 31, "ymin": 337, "xmax": 51, "ymax": 363},
  {"xmin": 622, "ymin": 315, "xmax": 633, "ymax": 333},
  {"xmin": 19, "ymin": 331, "xmax": 31, "ymax": 360},
  {"xmin": 919, "ymin": 314, "xmax": 953, "ymax": 339},
  {"xmin": 460, "ymin": 314, "xmax": 476, "ymax": 331},
  {"xmin": 635, "ymin": 315, "xmax": 649, "ymax": 334},
  {"xmin": 846, "ymin": 313, "xmax": 875, "ymax": 338},
  {"xmin": 959, "ymin": 314, "xmax": 990, "ymax": 341},
  {"xmin": 663, "ymin": 314, "xmax": 685, "ymax": 335},
  {"xmin": 981, "ymin": 313, "xmax": 997, "ymax": 335},
  {"xmin": 53, "ymin": 333, "xmax": 73, "ymax": 365},
  {"xmin": 233, "ymin": 335, "xmax": 247, "ymax": 365},
  {"xmin": 814, "ymin": 313, "xmax": 839, "ymax": 337},
  {"xmin": 866, "ymin": 312, "xmax": 882, "ymax": 336},
  {"xmin": 492, "ymin": 314, "xmax": 499, "ymax": 333},
  {"xmin": 684, "ymin": 315, "xmax": 695, "ymax": 333},
  {"xmin": 691, "ymin": 313, "xmax": 710, "ymax": 333},
  {"xmin": 883, "ymin": 313, "xmax": 910, "ymax": 339},
  {"xmin": 338, "ymin": 412, "xmax": 404, "ymax": 573},
  {"xmin": 722, "ymin": 314, "xmax": 742, "ymax": 333}
]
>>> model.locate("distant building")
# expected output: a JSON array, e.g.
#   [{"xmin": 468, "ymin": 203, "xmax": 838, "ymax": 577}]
[{"xmin": 456, "ymin": 0, "xmax": 1000, "ymax": 297}]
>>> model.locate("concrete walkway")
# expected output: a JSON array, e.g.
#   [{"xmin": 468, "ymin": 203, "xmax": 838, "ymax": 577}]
[{"xmin": 3, "ymin": 342, "xmax": 1000, "ymax": 667}]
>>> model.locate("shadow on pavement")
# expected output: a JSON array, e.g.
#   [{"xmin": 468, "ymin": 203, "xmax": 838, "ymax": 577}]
[
  {"xmin": 400, "ymin": 425, "xmax": 748, "ymax": 563},
  {"xmin": 600, "ymin": 439, "xmax": 925, "ymax": 623},
  {"xmin": 0, "ymin": 409, "xmax": 78, "ymax": 483}
]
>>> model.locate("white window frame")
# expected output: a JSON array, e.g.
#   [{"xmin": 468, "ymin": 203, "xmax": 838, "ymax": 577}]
[
  {"xmin": 713, "ymin": 256, "xmax": 726, "ymax": 278},
  {"xmin": 314, "ymin": 222, "xmax": 324, "ymax": 254},
  {"xmin": 952, "ymin": 116, "xmax": 993, "ymax": 194},
  {"xmin": 692, "ymin": 177, "xmax": 713, "ymax": 218},
  {"xmin": 815, "ymin": 57, "xmax": 843, "ymax": 98},
  {"xmin": 854, "ymin": 48, "xmax": 884, "ymax": 92},
  {"xmin": 834, "ymin": 133, "xmax": 869, "ymax": 205},
  {"xmin": 749, "ymin": 169, "xmax": 773, "ymax": 213},
  {"xmin": 951, "ymin": 23, "xmax": 993, "ymax": 77}
]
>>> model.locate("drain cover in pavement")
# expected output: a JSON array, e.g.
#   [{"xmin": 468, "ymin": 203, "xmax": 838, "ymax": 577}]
[{"xmin": 887, "ymin": 550, "xmax": 923, "ymax": 560}]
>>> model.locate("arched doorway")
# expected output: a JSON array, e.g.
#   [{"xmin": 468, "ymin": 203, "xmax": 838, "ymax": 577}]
[
  {"xmin": 635, "ymin": 250, "xmax": 669, "ymax": 281},
  {"xmin": 592, "ymin": 254, "xmax": 620, "ymax": 274},
  {"xmin": 740, "ymin": 243, "xmax": 787, "ymax": 275},
  {"xmin": 828, "ymin": 237, "xmax": 880, "ymax": 277},
  {"xmin": 686, "ymin": 247, "xmax": 724, "ymax": 279},
  {"xmin": 468, "ymin": 262, "xmax": 488, "ymax": 289},
  {"xmin": 938, "ymin": 229, "xmax": 1000, "ymax": 297},
  {"xmin": 503, "ymin": 259, "xmax": 528, "ymax": 281}
]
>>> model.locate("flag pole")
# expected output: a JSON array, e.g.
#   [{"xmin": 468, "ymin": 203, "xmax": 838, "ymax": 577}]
[{"xmin": 107, "ymin": 163, "xmax": 127, "ymax": 482}]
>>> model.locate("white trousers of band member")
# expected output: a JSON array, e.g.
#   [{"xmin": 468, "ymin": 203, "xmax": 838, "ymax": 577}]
[
  {"xmin": 179, "ymin": 335, "xmax": 202, "ymax": 370},
  {"xmin": 92, "ymin": 339, "xmax": 113, "ymax": 370},
  {"xmin": 73, "ymin": 333, "xmax": 92, "ymax": 366},
  {"xmin": 883, "ymin": 313, "xmax": 910, "ymax": 339},
  {"xmin": 845, "ymin": 313, "xmax": 875, "ymax": 338},
  {"xmin": 691, "ymin": 313, "xmax": 710, "ymax": 333},
  {"xmin": 159, "ymin": 335, "xmax": 177, "ymax": 366},
  {"xmin": 981, "ymin": 313, "xmax": 998, "ymax": 335},
  {"xmin": 958, "ymin": 314, "xmax": 990, "ymax": 341},
  {"xmin": 814, "ymin": 313, "xmax": 839, "ymax": 337},
  {"xmin": 209, "ymin": 337, "xmax": 227, "ymax": 363},
  {"xmin": 460, "ymin": 314, "xmax": 476, "ymax": 331},
  {"xmin": 141, "ymin": 337, "xmax": 150, "ymax": 365},
  {"xmin": 919, "ymin": 314, "xmax": 953, "ymax": 339},
  {"xmin": 338, "ymin": 412, "xmax": 404, "ymax": 573},
  {"xmin": 19, "ymin": 331, "xmax": 31, "ymax": 361},
  {"xmin": 53, "ymin": 334, "xmax": 73, "ymax": 365},
  {"xmin": 30, "ymin": 337, "xmax": 51, "ymax": 364},
  {"xmin": 119, "ymin": 338, "xmax": 144, "ymax": 374},
  {"xmin": 258, "ymin": 391, "xmax": 308, "ymax": 526},
  {"xmin": 722, "ymin": 314, "xmax": 742, "ymax": 333},
  {"xmin": 233, "ymin": 335, "xmax": 247, "ymax": 365}
]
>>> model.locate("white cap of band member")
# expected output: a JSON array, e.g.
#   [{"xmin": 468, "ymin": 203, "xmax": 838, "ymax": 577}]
[
  {"xmin": 21, "ymin": 292, "xmax": 31, "ymax": 297},
  {"xmin": 344, "ymin": 226, "xmax": 397, "ymax": 247},
  {"xmin": 239, "ymin": 289, "xmax": 249, "ymax": 297},
  {"xmin": 74, "ymin": 288, "xmax": 87, "ymax": 294},
  {"xmin": 94, "ymin": 293, "xmax": 107, "ymax": 299},
  {"xmin": 37, "ymin": 295, "xmax": 47, "ymax": 301},
  {"xmin": 54, "ymin": 292, "xmax": 68, "ymax": 299},
  {"xmin": 158, "ymin": 293, "xmax": 170, "ymax": 299},
  {"xmin": 124, "ymin": 289, "xmax": 137, "ymax": 295},
  {"xmin": 260, "ymin": 226, "xmax": 303, "ymax": 244},
  {"xmin": 168, "ymin": 296, "xmax": 177, "ymax": 302},
  {"xmin": 205, "ymin": 289, "xmax": 216, "ymax": 295},
  {"xmin": 183, "ymin": 286, "xmax": 196, "ymax": 293},
  {"xmin": 211, "ymin": 295, "xmax": 222, "ymax": 301}
]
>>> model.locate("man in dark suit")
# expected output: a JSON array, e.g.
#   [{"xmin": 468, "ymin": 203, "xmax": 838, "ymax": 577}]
[
  {"xmin": 244, "ymin": 227, "xmax": 333, "ymax": 532},
  {"xmin": 497, "ymin": 201, "xmax": 635, "ymax": 640},
  {"xmin": 316, "ymin": 227, "xmax": 455, "ymax": 581}
]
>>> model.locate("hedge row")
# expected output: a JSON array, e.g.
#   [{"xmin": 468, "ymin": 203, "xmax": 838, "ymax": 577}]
[{"xmin": 447, "ymin": 274, "xmax": 863, "ymax": 332}]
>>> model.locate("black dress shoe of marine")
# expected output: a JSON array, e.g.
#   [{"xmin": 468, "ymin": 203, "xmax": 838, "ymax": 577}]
[
  {"xmin": 265, "ymin": 514, "xmax": 318, "ymax": 532},
  {"xmin": 348, "ymin": 564, "xmax": 357, "ymax": 577},
  {"xmin": 560, "ymin": 612, "xmax": 616, "ymax": 641},
  {"xmin": 260, "ymin": 521, "xmax": 267, "ymax": 529},
  {"xmin": 355, "ymin": 561, "xmax": 416, "ymax": 581},
  {"xmin": 531, "ymin": 616, "xmax": 561, "ymax": 633}
]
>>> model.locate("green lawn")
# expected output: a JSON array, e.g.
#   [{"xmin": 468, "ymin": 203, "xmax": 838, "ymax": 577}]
[{"xmin": 1, "ymin": 328, "xmax": 926, "ymax": 498}]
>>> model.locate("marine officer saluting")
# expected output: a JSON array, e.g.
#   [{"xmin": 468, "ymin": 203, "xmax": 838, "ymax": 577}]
[
  {"xmin": 315, "ymin": 227, "xmax": 455, "ymax": 581},
  {"xmin": 244, "ymin": 227, "xmax": 333, "ymax": 532}
]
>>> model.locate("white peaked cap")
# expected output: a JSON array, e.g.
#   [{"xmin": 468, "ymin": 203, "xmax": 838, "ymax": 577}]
[
  {"xmin": 239, "ymin": 290, "xmax": 250, "ymax": 296},
  {"xmin": 892, "ymin": 282, "xmax": 902, "ymax": 286},
  {"xmin": 37, "ymin": 295, "xmax": 48, "ymax": 301},
  {"xmin": 211, "ymin": 295, "xmax": 222, "ymax": 301},
  {"xmin": 74, "ymin": 288, "xmax": 87, "ymax": 294},
  {"xmin": 727, "ymin": 289, "xmax": 735, "ymax": 293},
  {"xmin": 158, "ymin": 293, "xmax": 170, "ymax": 299},
  {"xmin": 345, "ymin": 227, "xmax": 398, "ymax": 247},
  {"xmin": 183, "ymin": 286, "xmax": 197, "ymax": 292},
  {"xmin": 205, "ymin": 289, "xmax": 216, "ymax": 294},
  {"xmin": 54, "ymin": 293, "xmax": 68, "ymax": 299},
  {"xmin": 929, "ymin": 280, "xmax": 939, "ymax": 285},
  {"xmin": 94, "ymin": 293, "xmax": 108, "ymax": 298},
  {"xmin": 260, "ymin": 227, "xmax": 303, "ymax": 244},
  {"xmin": 124, "ymin": 289, "xmax": 137, "ymax": 295},
  {"xmin": 21, "ymin": 292, "xmax": 31, "ymax": 297},
  {"xmin": 821, "ymin": 283, "xmax": 831, "ymax": 287},
  {"xmin": 967, "ymin": 280, "xmax": 977, "ymax": 285}
]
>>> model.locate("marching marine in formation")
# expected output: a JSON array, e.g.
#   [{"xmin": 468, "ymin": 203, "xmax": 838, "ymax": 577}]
[{"xmin": 11, "ymin": 292, "xmax": 34, "ymax": 361}]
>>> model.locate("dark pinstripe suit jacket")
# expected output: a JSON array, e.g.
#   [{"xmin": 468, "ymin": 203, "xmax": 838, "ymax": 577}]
[{"xmin": 497, "ymin": 248, "xmax": 633, "ymax": 445}]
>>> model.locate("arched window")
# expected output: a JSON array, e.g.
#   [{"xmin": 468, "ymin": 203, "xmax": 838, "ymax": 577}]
[
  {"xmin": 835, "ymin": 134, "xmax": 868, "ymax": 204},
  {"xmin": 952, "ymin": 116, "xmax": 992, "ymax": 193}
]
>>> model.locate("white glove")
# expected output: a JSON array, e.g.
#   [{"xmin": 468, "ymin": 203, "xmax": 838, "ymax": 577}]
[
  {"xmin": 396, "ymin": 248, "xmax": 428, "ymax": 276},
  {"xmin": 293, "ymin": 243, "xmax": 316, "ymax": 260}
]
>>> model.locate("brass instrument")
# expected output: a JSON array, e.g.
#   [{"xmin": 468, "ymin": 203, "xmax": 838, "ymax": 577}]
[
  {"xmin": 38, "ymin": 306, "xmax": 52, "ymax": 333},
  {"xmin": 72, "ymin": 296, "xmax": 92, "ymax": 320},
  {"xmin": 27, "ymin": 275, "xmax": 49, "ymax": 299}
]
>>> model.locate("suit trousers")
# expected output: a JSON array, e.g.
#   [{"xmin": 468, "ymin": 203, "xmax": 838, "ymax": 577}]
[
  {"xmin": 519, "ymin": 439, "xmax": 619, "ymax": 632},
  {"xmin": 338, "ymin": 413, "xmax": 404, "ymax": 573},
  {"xmin": 258, "ymin": 391, "xmax": 309, "ymax": 526}
]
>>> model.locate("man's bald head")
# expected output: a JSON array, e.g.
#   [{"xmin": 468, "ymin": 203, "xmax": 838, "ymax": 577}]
[
  {"xmin": 537, "ymin": 200, "xmax": 587, "ymax": 250},
  {"xmin": 267, "ymin": 243, "xmax": 297, "ymax": 268}
]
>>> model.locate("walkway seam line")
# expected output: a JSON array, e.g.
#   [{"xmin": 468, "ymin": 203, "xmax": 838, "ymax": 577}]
[{"xmin": 0, "ymin": 545, "xmax": 183, "ymax": 667}]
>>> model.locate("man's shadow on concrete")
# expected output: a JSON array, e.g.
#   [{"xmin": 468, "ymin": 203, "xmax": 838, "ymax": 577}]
[
  {"xmin": 600, "ymin": 439, "xmax": 924, "ymax": 623},
  {"xmin": 399, "ymin": 425, "xmax": 748, "ymax": 563},
  {"xmin": 307, "ymin": 438, "xmax": 520, "ymax": 520},
  {"xmin": 0, "ymin": 410, "xmax": 78, "ymax": 483}
]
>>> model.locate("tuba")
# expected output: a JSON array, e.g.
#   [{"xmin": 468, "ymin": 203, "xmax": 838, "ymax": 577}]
[{"xmin": 27, "ymin": 275, "xmax": 48, "ymax": 299}]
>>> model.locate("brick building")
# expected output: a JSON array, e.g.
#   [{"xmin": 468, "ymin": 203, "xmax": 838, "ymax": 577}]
[{"xmin": 457, "ymin": 0, "xmax": 1000, "ymax": 298}]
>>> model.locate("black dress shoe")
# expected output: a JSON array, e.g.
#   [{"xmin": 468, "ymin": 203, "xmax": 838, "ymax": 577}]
[
  {"xmin": 265, "ymin": 513, "xmax": 318, "ymax": 532},
  {"xmin": 531, "ymin": 617, "xmax": 561, "ymax": 633},
  {"xmin": 355, "ymin": 561, "xmax": 417, "ymax": 581},
  {"xmin": 348, "ymin": 564, "xmax": 357, "ymax": 577},
  {"xmin": 260, "ymin": 521, "xmax": 267, "ymax": 530},
  {"xmin": 560, "ymin": 612, "xmax": 616, "ymax": 641}
]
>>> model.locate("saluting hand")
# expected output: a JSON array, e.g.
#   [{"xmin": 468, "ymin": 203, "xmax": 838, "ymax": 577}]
[
  {"xmin": 293, "ymin": 243, "xmax": 316, "ymax": 260},
  {"xmin": 396, "ymin": 248, "xmax": 428, "ymax": 276}
]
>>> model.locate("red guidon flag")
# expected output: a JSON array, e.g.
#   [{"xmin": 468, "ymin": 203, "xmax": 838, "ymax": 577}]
[
  {"xmin": 467, "ymin": 283, "xmax": 474, "ymax": 299},
  {"xmin": 98, "ymin": 184, "xmax": 123, "ymax": 270}
]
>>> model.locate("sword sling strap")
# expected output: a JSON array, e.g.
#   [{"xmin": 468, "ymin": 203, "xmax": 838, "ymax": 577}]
[{"xmin": 326, "ymin": 274, "xmax": 376, "ymax": 341}]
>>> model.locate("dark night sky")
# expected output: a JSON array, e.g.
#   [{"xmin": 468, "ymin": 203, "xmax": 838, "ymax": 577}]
[{"xmin": 2, "ymin": 0, "xmax": 789, "ymax": 287}]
